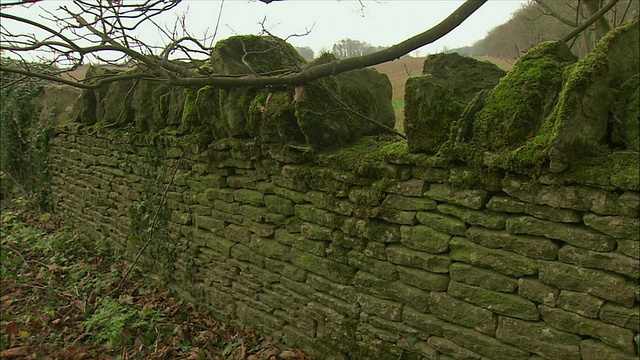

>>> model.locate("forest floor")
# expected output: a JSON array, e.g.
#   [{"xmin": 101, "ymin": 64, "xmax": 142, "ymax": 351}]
[{"xmin": 0, "ymin": 200, "xmax": 311, "ymax": 360}]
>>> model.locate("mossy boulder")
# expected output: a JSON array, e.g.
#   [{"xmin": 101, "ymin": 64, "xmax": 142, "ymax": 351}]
[
  {"xmin": 468, "ymin": 41, "xmax": 577, "ymax": 153},
  {"xmin": 544, "ymin": 18, "xmax": 639, "ymax": 171},
  {"xmin": 72, "ymin": 66, "xmax": 121, "ymax": 125},
  {"xmin": 611, "ymin": 74, "xmax": 639, "ymax": 150},
  {"xmin": 404, "ymin": 53, "xmax": 506, "ymax": 153},
  {"xmin": 294, "ymin": 65, "xmax": 396, "ymax": 148},
  {"xmin": 204, "ymin": 35, "xmax": 307, "ymax": 140},
  {"xmin": 208, "ymin": 35, "xmax": 305, "ymax": 76},
  {"xmin": 37, "ymin": 85, "xmax": 82, "ymax": 125}
]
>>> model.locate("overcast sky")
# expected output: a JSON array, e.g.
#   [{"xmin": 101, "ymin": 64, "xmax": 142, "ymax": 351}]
[
  {"xmin": 3, "ymin": 0, "xmax": 529, "ymax": 60},
  {"xmin": 175, "ymin": 0, "xmax": 529, "ymax": 56}
]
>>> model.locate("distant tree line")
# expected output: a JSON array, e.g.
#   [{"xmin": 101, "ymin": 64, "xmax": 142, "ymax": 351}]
[
  {"xmin": 451, "ymin": 0, "xmax": 638, "ymax": 59},
  {"xmin": 296, "ymin": 39, "xmax": 391, "ymax": 60},
  {"xmin": 331, "ymin": 39, "xmax": 389, "ymax": 58}
]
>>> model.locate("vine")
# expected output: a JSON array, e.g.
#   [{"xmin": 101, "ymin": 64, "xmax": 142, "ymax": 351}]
[
  {"xmin": 0, "ymin": 57, "xmax": 54, "ymax": 210},
  {"xmin": 126, "ymin": 134, "xmax": 185, "ymax": 287}
]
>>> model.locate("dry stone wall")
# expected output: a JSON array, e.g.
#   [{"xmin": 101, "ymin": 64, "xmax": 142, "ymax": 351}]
[{"xmin": 49, "ymin": 126, "xmax": 639, "ymax": 360}]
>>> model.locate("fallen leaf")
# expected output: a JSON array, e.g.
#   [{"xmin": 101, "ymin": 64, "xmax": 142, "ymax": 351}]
[
  {"xmin": 279, "ymin": 350, "xmax": 299, "ymax": 359},
  {"xmin": 0, "ymin": 346, "xmax": 30, "ymax": 357}
]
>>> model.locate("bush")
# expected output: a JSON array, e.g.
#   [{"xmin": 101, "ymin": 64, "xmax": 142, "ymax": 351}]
[{"xmin": 0, "ymin": 57, "xmax": 53, "ymax": 210}]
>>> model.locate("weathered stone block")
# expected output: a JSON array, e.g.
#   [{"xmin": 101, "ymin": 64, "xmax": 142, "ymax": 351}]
[
  {"xmin": 397, "ymin": 266, "xmax": 449, "ymax": 292},
  {"xmin": 170, "ymin": 210, "xmax": 191, "ymax": 225},
  {"xmin": 243, "ymin": 219, "xmax": 276, "ymax": 237},
  {"xmin": 234, "ymin": 188, "xmax": 265, "ymax": 206},
  {"xmin": 429, "ymin": 292, "xmax": 497, "ymax": 335},
  {"xmin": 583, "ymin": 213, "xmax": 639, "ymax": 240},
  {"xmin": 400, "ymin": 225, "xmax": 450, "ymax": 254},
  {"xmin": 310, "ymin": 291, "xmax": 359, "ymax": 318},
  {"xmin": 363, "ymin": 242, "xmax": 387, "ymax": 260},
  {"xmin": 415, "ymin": 211, "xmax": 466, "ymax": 236},
  {"xmin": 539, "ymin": 305, "xmax": 636, "ymax": 354},
  {"xmin": 502, "ymin": 178, "xmax": 622, "ymax": 216},
  {"xmin": 306, "ymin": 273, "xmax": 358, "ymax": 303},
  {"xmin": 507, "ymin": 215, "xmax": 615, "ymax": 252},
  {"xmin": 441, "ymin": 322, "xmax": 529, "ymax": 360},
  {"xmin": 518, "ymin": 277, "xmax": 558, "ymax": 306},
  {"xmin": 386, "ymin": 244, "xmax": 451, "ymax": 273},
  {"xmin": 347, "ymin": 251, "xmax": 398, "ymax": 281},
  {"xmin": 357, "ymin": 293, "xmax": 402, "ymax": 321},
  {"xmin": 219, "ymin": 224, "xmax": 251, "ymax": 244},
  {"xmin": 556, "ymin": 290, "xmax": 604, "ymax": 319},
  {"xmin": 450, "ymin": 262, "xmax": 518, "ymax": 293},
  {"xmin": 448, "ymin": 280, "xmax": 539, "ymax": 320},
  {"xmin": 353, "ymin": 271, "xmax": 430, "ymax": 313},
  {"xmin": 538, "ymin": 260, "xmax": 636, "ymax": 307},
  {"xmin": 264, "ymin": 194, "xmax": 295, "ymax": 215},
  {"xmin": 235, "ymin": 301, "xmax": 285, "ymax": 335},
  {"xmin": 467, "ymin": 226, "xmax": 558, "ymax": 260},
  {"xmin": 495, "ymin": 316, "xmax": 581, "ymax": 360},
  {"xmin": 300, "ymin": 221, "xmax": 333, "ymax": 241},
  {"xmin": 375, "ymin": 208, "xmax": 417, "ymax": 225},
  {"xmin": 363, "ymin": 220, "xmax": 401, "ymax": 243},
  {"xmin": 264, "ymin": 258, "xmax": 306, "ymax": 282},
  {"xmin": 381, "ymin": 194, "xmax": 437, "ymax": 211},
  {"xmin": 295, "ymin": 204, "xmax": 337, "ymax": 228},
  {"xmin": 290, "ymin": 248, "xmax": 356, "ymax": 285},
  {"xmin": 599, "ymin": 302, "xmax": 640, "ymax": 332},
  {"xmin": 214, "ymin": 199, "xmax": 241, "ymax": 215},
  {"xmin": 437, "ymin": 203, "xmax": 508, "ymax": 229},
  {"xmin": 402, "ymin": 306, "xmax": 444, "ymax": 337},
  {"xmin": 558, "ymin": 244, "xmax": 639, "ymax": 279},
  {"xmin": 251, "ymin": 236, "xmax": 291, "ymax": 262},
  {"xmin": 427, "ymin": 336, "xmax": 482, "ymax": 360},
  {"xmin": 424, "ymin": 184, "xmax": 488, "ymax": 210},
  {"xmin": 580, "ymin": 339, "xmax": 639, "ymax": 360},
  {"xmin": 304, "ymin": 190, "xmax": 354, "ymax": 216},
  {"xmin": 449, "ymin": 237, "xmax": 538, "ymax": 277},
  {"xmin": 411, "ymin": 166, "xmax": 448, "ymax": 182},
  {"xmin": 617, "ymin": 239, "xmax": 640, "ymax": 259},
  {"xmin": 230, "ymin": 243, "xmax": 265, "ymax": 267},
  {"xmin": 387, "ymin": 179, "xmax": 427, "ymax": 197}
]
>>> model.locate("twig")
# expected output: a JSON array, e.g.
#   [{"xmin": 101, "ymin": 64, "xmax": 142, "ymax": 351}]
[{"xmin": 111, "ymin": 152, "xmax": 183, "ymax": 296}]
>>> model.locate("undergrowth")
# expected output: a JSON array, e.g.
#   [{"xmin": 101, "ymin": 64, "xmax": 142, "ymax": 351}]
[{"xmin": 0, "ymin": 200, "xmax": 312, "ymax": 359}]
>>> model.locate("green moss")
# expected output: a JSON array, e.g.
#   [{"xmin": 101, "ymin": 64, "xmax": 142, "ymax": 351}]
[
  {"xmin": 249, "ymin": 89, "xmax": 304, "ymax": 142},
  {"xmin": 559, "ymin": 152, "xmax": 639, "ymax": 191},
  {"xmin": 404, "ymin": 76, "xmax": 465, "ymax": 153},
  {"xmin": 470, "ymin": 41, "xmax": 577, "ymax": 152},
  {"xmin": 180, "ymin": 88, "xmax": 199, "ymax": 132},
  {"xmin": 210, "ymin": 35, "xmax": 305, "ymax": 75}
]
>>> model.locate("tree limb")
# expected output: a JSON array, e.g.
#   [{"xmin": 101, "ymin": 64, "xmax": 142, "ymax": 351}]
[{"xmin": 561, "ymin": 0, "xmax": 620, "ymax": 42}]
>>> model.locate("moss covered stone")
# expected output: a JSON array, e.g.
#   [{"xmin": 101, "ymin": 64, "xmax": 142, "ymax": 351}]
[
  {"xmin": 470, "ymin": 41, "xmax": 577, "ymax": 153},
  {"xmin": 295, "ymin": 66, "xmax": 395, "ymax": 148},
  {"xmin": 405, "ymin": 53, "xmax": 505, "ymax": 153},
  {"xmin": 611, "ymin": 74, "xmax": 639, "ymax": 150},
  {"xmin": 209, "ymin": 35, "xmax": 305, "ymax": 76}
]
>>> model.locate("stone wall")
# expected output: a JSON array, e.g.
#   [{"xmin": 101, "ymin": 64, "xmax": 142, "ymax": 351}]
[{"xmin": 49, "ymin": 126, "xmax": 639, "ymax": 360}]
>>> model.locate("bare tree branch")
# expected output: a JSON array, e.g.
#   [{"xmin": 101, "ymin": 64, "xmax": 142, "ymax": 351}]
[
  {"xmin": 1, "ymin": 0, "xmax": 487, "ymax": 89},
  {"xmin": 561, "ymin": 0, "xmax": 620, "ymax": 42}
]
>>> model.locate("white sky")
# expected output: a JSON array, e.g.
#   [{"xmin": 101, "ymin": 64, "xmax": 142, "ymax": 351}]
[
  {"xmin": 174, "ymin": 0, "xmax": 529, "ymax": 56},
  {"xmin": 2, "ymin": 0, "xmax": 529, "ymax": 60}
]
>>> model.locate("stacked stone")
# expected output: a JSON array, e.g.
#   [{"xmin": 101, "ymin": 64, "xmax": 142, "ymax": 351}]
[{"xmin": 50, "ymin": 128, "xmax": 639, "ymax": 360}]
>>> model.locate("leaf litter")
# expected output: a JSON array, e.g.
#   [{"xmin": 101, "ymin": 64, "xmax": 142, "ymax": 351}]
[{"xmin": 1, "ymin": 204, "xmax": 313, "ymax": 360}]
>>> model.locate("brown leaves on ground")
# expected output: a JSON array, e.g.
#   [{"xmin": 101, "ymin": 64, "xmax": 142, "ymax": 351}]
[{"xmin": 1, "ymin": 206, "xmax": 312, "ymax": 360}]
